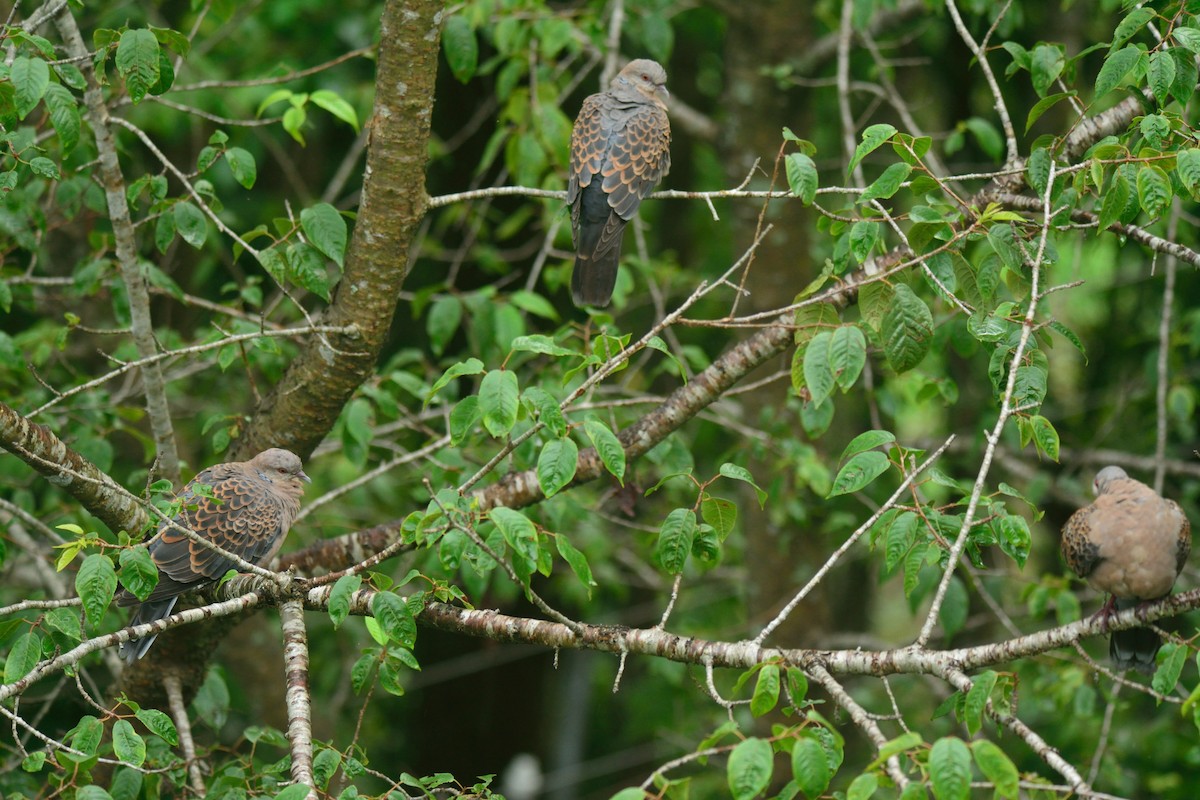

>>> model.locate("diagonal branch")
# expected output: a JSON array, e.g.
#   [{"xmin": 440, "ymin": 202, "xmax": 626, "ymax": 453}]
[
  {"xmin": 52, "ymin": 4, "xmax": 180, "ymax": 481},
  {"xmin": 231, "ymin": 0, "xmax": 443, "ymax": 462}
]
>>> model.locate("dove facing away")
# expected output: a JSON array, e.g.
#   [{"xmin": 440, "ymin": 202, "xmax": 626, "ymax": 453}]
[
  {"xmin": 116, "ymin": 448, "xmax": 310, "ymax": 664},
  {"xmin": 567, "ymin": 59, "xmax": 671, "ymax": 307},
  {"xmin": 1061, "ymin": 466, "xmax": 1191, "ymax": 673}
]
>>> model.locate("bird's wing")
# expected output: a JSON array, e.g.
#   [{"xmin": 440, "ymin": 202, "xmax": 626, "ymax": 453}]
[
  {"xmin": 600, "ymin": 104, "xmax": 671, "ymax": 219},
  {"xmin": 142, "ymin": 464, "xmax": 287, "ymax": 601}
]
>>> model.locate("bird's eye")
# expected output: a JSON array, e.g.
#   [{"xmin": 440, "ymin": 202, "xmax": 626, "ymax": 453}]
[{"xmin": 278, "ymin": 467, "xmax": 287, "ymax": 474}]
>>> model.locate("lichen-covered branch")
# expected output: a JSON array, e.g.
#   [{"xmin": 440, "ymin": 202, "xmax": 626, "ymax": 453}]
[
  {"xmin": 280, "ymin": 598, "xmax": 317, "ymax": 800},
  {"xmin": 0, "ymin": 399, "xmax": 149, "ymax": 535},
  {"xmin": 232, "ymin": 0, "xmax": 443, "ymax": 461},
  {"xmin": 52, "ymin": 4, "xmax": 180, "ymax": 482}
]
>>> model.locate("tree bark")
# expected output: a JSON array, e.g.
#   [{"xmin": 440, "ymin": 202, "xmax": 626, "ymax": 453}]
[{"xmin": 232, "ymin": 0, "xmax": 443, "ymax": 461}]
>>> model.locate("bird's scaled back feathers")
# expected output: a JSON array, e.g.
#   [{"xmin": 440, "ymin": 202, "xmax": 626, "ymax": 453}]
[
  {"xmin": 1061, "ymin": 465, "xmax": 1191, "ymax": 672},
  {"xmin": 116, "ymin": 448, "xmax": 310, "ymax": 663},
  {"xmin": 567, "ymin": 59, "xmax": 671, "ymax": 307}
]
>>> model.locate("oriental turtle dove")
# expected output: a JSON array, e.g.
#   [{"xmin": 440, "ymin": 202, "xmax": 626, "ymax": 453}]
[
  {"xmin": 116, "ymin": 448, "xmax": 310, "ymax": 663},
  {"xmin": 567, "ymin": 59, "xmax": 671, "ymax": 307},
  {"xmin": 1061, "ymin": 466, "xmax": 1191, "ymax": 673}
]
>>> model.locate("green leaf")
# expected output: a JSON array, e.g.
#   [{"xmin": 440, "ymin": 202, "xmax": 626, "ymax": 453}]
[
  {"xmin": 1114, "ymin": 8, "xmax": 1155, "ymax": 48},
  {"xmin": 929, "ymin": 737, "xmax": 971, "ymax": 800},
  {"xmin": 963, "ymin": 670, "xmax": 997, "ymax": 737},
  {"xmin": 1136, "ymin": 165, "xmax": 1172, "ymax": 219},
  {"xmin": 449, "ymin": 396, "xmax": 481, "ymax": 444},
  {"xmin": 441, "ymin": 15, "xmax": 478, "ymax": 83},
  {"xmin": 480, "ymin": 369, "xmax": 519, "ymax": 437},
  {"xmin": 328, "ymin": 574, "xmax": 362, "ymax": 629},
  {"xmin": 997, "ymin": 515, "xmax": 1031, "ymax": 568},
  {"xmin": 116, "ymin": 29, "xmax": 161, "ymax": 103},
  {"xmin": 44, "ymin": 607, "xmax": 82, "ymax": 643},
  {"xmin": 511, "ymin": 334, "xmax": 577, "ymax": 357},
  {"xmin": 1153, "ymin": 642, "xmax": 1187, "ymax": 695},
  {"xmin": 884, "ymin": 511, "xmax": 918, "ymax": 572},
  {"xmin": 849, "ymin": 124, "xmax": 897, "ymax": 174},
  {"xmin": 860, "ymin": 162, "xmax": 911, "ymax": 202},
  {"xmin": 1094, "ymin": 44, "xmax": 1142, "ymax": 99},
  {"xmin": 428, "ymin": 357, "xmax": 484, "ymax": 400},
  {"xmin": 655, "ymin": 508, "xmax": 697, "ymax": 574},
  {"xmin": 4, "ymin": 632, "xmax": 41, "ymax": 684},
  {"xmin": 313, "ymin": 747, "xmax": 342, "ymax": 789},
  {"xmin": 173, "ymin": 201, "xmax": 208, "ymax": 248},
  {"xmin": 300, "ymin": 203, "xmax": 348, "ymax": 268},
  {"xmin": 840, "ymin": 430, "xmax": 895, "ymax": 462},
  {"xmin": 1176, "ymin": 149, "xmax": 1200, "ymax": 198},
  {"xmin": 275, "ymin": 785, "xmax": 314, "ymax": 800},
  {"xmin": 609, "ymin": 790, "xmax": 647, "ymax": 800},
  {"xmin": 44, "ymin": 83, "xmax": 81, "ymax": 154},
  {"xmin": 803, "ymin": 331, "xmax": 836, "ymax": 408},
  {"xmin": 971, "ymin": 740, "xmax": 1019, "ymax": 799},
  {"xmin": 829, "ymin": 325, "xmax": 866, "ymax": 391},
  {"xmin": 135, "ymin": 707, "xmax": 178, "ymax": 746},
  {"xmin": 848, "ymin": 220, "xmax": 880, "ymax": 264},
  {"xmin": 719, "ymin": 463, "xmax": 768, "ymax": 508},
  {"xmin": 112, "ymin": 719, "xmax": 147, "ymax": 767},
  {"xmin": 1097, "ymin": 169, "xmax": 1130, "ymax": 230},
  {"xmin": 310, "ymin": 89, "xmax": 360, "ymax": 131},
  {"xmin": 847, "ymin": 772, "xmax": 879, "ymax": 800},
  {"xmin": 1025, "ymin": 91, "xmax": 1075, "ymax": 133},
  {"xmin": 71, "ymin": 715, "xmax": 103, "ymax": 756},
  {"xmin": 785, "ymin": 153, "xmax": 818, "ymax": 205},
  {"xmin": 701, "ymin": 496, "xmax": 738, "ymax": 539},
  {"xmin": 1030, "ymin": 43, "xmax": 1064, "ymax": 96},
  {"xmin": 12, "ymin": 56, "xmax": 50, "ymax": 119},
  {"xmin": 225, "ymin": 147, "xmax": 257, "ymax": 188},
  {"xmin": 791, "ymin": 736, "xmax": 831, "ymax": 799},
  {"xmin": 76, "ymin": 552, "xmax": 117, "ymax": 629},
  {"xmin": 490, "ymin": 506, "xmax": 539, "ymax": 565},
  {"xmin": 858, "ymin": 282, "xmax": 894, "ymax": 331},
  {"xmin": 584, "ymin": 419, "xmax": 626, "ymax": 484},
  {"xmin": 727, "ymin": 737, "xmax": 773, "ymax": 800},
  {"xmin": 750, "ymin": 664, "xmax": 780, "ymax": 717},
  {"xmin": 1029, "ymin": 415, "xmax": 1060, "ymax": 461},
  {"xmin": 537, "ymin": 437, "xmax": 578, "ymax": 498},
  {"xmin": 1149, "ymin": 49, "xmax": 1177, "ymax": 106},
  {"xmin": 118, "ymin": 546, "xmax": 159, "ymax": 601},
  {"xmin": 370, "ymin": 592, "xmax": 417, "ymax": 648},
  {"xmin": 1175, "ymin": 26, "xmax": 1200, "ymax": 53},
  {"xmin": 555, "ymin": 535, "xmax": 596, "ymax": 591},
  {"xmin": 866, "ymin": 731, "xmax": 924, "ymax": 771},
  {"xmin": 881, "ymin": 284, "xmax": 933, "ymax": 373},
  {"xmin": 829, "ymin": 451, "xmax": 890, "ymax": 497},
  {"xmin": 427, "ymin": 296, "xmax": 463, "ymax": 357},
  {"xmin": 522, "ymin": 386, "xmax": 567, "ymax": 437}
]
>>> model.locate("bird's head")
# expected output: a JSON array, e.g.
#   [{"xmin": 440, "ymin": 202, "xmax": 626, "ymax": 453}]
[
  {"xmin": 251, "ymin": 448, "xmax": 311, "ymax": 492},
  {"xmin": 1093, "ymin": 465, "xmax": 1128, "ymax": 496},
  {"xmin": 614, "ymin": 59, "xmax": 669, "ymax": 108}
]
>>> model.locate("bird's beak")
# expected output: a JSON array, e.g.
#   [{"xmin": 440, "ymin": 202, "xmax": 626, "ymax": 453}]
[
  {"xmin": 659, "ymin": 85, "xmax": 670, "ymax": 99},
  {"xmin": 299, "ymin": 470, "xmax": 312, "ymax": 484}
]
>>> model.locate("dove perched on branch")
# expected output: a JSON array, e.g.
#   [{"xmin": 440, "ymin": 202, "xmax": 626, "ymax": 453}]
[
  {"xmin": 567, "ymin": 58, "xmax": 671, "ymax": 307},
  {"xmin": 116, "ymin": 448, "xmax": 310, "ymax": 663},
  {"xmin": 1061, "ymin": 465, "xmax": 1191, "ymax": 673}
]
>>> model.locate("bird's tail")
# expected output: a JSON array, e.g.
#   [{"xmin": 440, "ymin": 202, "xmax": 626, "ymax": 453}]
[
  {"xmin": 571, "ymin": 248, "xmax": 621, "ymax": 308},
  {"xmin": 1109, "ymin": 597, "xmax": 1161, "ymax": 674},
  {"xmin": 119, "ymin": 597, "xmax": 179, "ymax": 664}
]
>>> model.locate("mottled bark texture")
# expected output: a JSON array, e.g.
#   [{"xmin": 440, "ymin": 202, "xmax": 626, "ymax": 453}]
[
  {"xmin": 0, "ymin": 399, "xmax": 149, "ymax": 536},
  {"xmin": 54, "ymin": 3, "xmax": 180, "ymax": 483},
  {"xmin": 119, "ymin": 0, "xmax": 443, "ymax": 707},
  {"xmin": 232, "ymin": 0, "xmax": 443, "ymax": 462}
]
